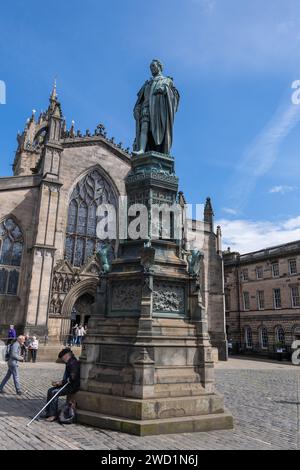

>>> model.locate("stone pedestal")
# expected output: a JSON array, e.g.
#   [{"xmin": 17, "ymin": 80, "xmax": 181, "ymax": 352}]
[{"xmin": 76, "ymin": 151, "xmax": 233, "ymax": 435}]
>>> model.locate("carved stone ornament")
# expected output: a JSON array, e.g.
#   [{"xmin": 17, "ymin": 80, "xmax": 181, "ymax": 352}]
[
  {"xmin": 153, "ymin": 281, "xmax": 185, "ymax": 314},
  {"xmin": 111, "ymin": 281, "xmax": 141, "ymax": 311}
]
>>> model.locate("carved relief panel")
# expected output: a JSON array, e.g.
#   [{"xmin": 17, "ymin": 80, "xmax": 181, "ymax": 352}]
[{"xmin": 153, "ymin": 280, "xmax": 185, "ymax": 316}]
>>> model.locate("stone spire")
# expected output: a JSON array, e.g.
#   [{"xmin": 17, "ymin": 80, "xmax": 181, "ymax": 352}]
[
  {"xmin": 13, "ymin": 82, "xmax": 63, "ymax": 176},
  {"xmin": 204, "ymin": 197, "xmax": 214, "ymax": 232},
  {"xmin": 50, "ymin": 79, "xmax": 57, "ymax": 102},
  {"xmin": 46, "ymin": 80, "xmax": 63, "ymax": 141}
]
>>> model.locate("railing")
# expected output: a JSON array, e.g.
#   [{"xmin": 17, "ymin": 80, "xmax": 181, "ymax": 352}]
[
  {"xmin": 59, "ymin": 334, "xmax": 85, "ymax": 348},
  {"xmin": 0, "ymin": 335, "xmax": 83, "ymax": 347},
  {"xmin": 0, "ymin": 336, "xmax": 50, "ymax": 346},
  {"xmin": 229, "ymin": 341, "xmax": 292, "ymax": 360}
]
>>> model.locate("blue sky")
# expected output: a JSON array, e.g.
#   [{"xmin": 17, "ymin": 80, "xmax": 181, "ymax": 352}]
[{"xmin": 1, "ymin": 0, "xmax": 300, "ymax": 252}]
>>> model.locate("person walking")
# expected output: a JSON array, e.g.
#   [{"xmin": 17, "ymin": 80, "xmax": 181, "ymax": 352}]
[
  {"xmin": 29, "ymin": 336, "xmax": 39, "ymax": 363},
  {"xmin": 72, "ymin": 324, "xmax": 78, "ymax": 346},
  {"xmin": 23, "ymin": 335, "xmax": 32, "ymax": 362},
  {"xmin": 76, "ymin": 325, "xmax": 85, "ymax": 346},
  {"xmin": 7, "ymin": 325, "xmax": 17, "ymax": 345},
  {"xmin": 43, "ymin": 348, "xmax": 80, "ymax": 422},
  {"xmin": 0, "ymin": 335, "xmax": 25, "ymax": 395},
  {"xmin": 228, "ymin": 338, "xmax": 233, "ymax": 355}
]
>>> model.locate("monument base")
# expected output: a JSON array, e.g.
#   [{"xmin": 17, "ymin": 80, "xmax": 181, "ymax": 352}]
[
  {"xmin": 76, "ymin": 148, "xmax": 233, "ymax": 436},
  {"xmin": 76, "ymin": 391, "xmax": 233, "ymax": 436}
]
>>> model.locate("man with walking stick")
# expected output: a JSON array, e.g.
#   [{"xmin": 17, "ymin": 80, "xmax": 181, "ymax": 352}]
[{"xmin": 42, "ymin": 348, "xmax": 80, "ymax": 422}]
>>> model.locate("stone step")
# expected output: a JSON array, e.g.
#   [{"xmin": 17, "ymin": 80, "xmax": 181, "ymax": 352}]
[
  {"xmin": 76, "ymin": 408, "xmax": 234, "ymax": 436},
  {"xmin": 76, "ymin": 390, "xmax": 225, "ymax": 420}
]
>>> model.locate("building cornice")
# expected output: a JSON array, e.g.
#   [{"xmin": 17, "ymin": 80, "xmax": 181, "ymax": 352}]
[
  {"xmin": 224, "ymin": 240, "xmax": 300, "ymax": 266},
  {"xmin": 61, "ymin": 135, "xmax": 132, "ymax": 165},
  {"xmin": 0, "ymin": 174, "xmax": 42, "ymax": 191}
]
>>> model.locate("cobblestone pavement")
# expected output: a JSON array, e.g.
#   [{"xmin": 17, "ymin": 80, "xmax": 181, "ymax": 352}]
[{"xmin": 0, "ymin": 359, "xmax": 299, "ymax": 450}]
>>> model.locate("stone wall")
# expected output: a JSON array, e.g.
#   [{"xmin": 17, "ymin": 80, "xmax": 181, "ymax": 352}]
[
  {"xmin": 0, "ymin": 178, "xmax": 39, "ymax": 336},
  {"xmin": 224, "ymin": 243, "xmax": 300, "ymax": 353},
  {"xmin": 187, "ymin": 219, "xmax": 227, "ymax": 360}
]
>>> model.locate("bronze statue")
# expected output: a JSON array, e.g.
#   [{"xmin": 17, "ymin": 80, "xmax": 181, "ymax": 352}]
[
  {"xmin": 97, "ymin": 244, "xmax": 111, "ymax": 273},
  {"xmin": 186, "ymin": 249, "xmax": 204, "ymax": 276},
  {"xmin": 133, "ymin": 59, "xmax": 180, "ymax": 155}
]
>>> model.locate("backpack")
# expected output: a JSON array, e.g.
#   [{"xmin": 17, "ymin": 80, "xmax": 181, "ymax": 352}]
[
  {"xmin": 58, "ymin": 401, "xmax": 76, "ymax": 425},
  {"xmin": 5, "ymin": 344, "xmax": 11, "ymax": 362}
]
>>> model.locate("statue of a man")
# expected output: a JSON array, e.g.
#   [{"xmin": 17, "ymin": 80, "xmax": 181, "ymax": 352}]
[{"xmin": 133, "ymin": 59, "xmax": 180, "ymax": 156}]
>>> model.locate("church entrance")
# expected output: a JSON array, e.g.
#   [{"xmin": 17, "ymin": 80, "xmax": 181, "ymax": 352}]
[{"xmin": 70, "ymin": 293, "xmax": 94, "ymax": 331}]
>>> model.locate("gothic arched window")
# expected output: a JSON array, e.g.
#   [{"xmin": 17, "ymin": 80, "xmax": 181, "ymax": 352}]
[
  {"xmin": 65, "ymin": 169, "xmax": 117, "ymax": 267},
  {"xmin": 0, "ymin": 217, "xmax": 23, "ymax": 295}
]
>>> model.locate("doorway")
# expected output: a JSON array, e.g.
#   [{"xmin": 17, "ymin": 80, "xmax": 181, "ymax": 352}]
[{"xmin": 70, "ymin": 293, "xmax": 94, "ymax": 333}]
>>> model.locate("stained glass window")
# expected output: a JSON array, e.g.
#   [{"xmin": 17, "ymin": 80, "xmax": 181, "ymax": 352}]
[
  {"xmin": 0, "ymin": 218, "xmax": 23, "ymax": 295},
  {"xmin": 65, "ymin": 169, "xmax": 117, "ymax": 267},
  {"xmin": 7, "ymin": 270, "xmax": 20, "ymax": 295},
  {"xmin": 0, "ymin": 269, "xmax": 8, "ymax": 294}
]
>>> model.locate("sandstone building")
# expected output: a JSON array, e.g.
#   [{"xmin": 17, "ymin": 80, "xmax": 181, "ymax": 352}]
[
  {"xmin": 0, "ymin": 85, "xmax": 227, "ymax": 359},
  {"xmin": 224, "ymin": 241, "xmax": 300, "ymax": 356}
]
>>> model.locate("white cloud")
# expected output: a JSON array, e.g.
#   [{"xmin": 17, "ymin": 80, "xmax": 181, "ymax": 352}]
[
  {"xmin": 227, "ymin": 97, "xmax": 300, "ymax": 209},
  {"xmin": 283, "ymin": 216, "xmax": 300, "ymax": 230},
  {"xmin": 217, "ymin": 215, "xmax": 300, "ymax": 253},
  {"xmin": 222, "ymin": 207, "xmax": 239, "ymax": 215},
  {"xmin": 269, "ymin": 185, "xmax": 296, "ymax": 194},
  {"xmin": 191, "ymin": 0, "xmax": 215, "ymax": 10},
  {"xmin": 161, "ymin": 1, "xmax": 300, "ymax": 77}
]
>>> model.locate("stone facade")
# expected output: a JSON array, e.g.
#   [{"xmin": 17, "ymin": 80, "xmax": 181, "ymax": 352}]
[
  {"xmin": 0, "ymin": 85, "xmax": 227, "ymax": 363},
  {"xmin": 224, "ymin": 241, "xmax": 300, "ymax": 356}
]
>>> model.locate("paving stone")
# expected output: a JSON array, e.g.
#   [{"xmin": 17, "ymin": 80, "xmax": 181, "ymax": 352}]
[{"xmin": 0, "ymin": 360, "xmax": 299, "ymax": 449}]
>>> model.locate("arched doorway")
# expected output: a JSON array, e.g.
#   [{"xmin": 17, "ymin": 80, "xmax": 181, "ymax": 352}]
[
  {"xmin": 59, "ymin": 277, "xmax": 98, "ymax": 343},
  {"xmin": 71, "ymin": 293, "xmax": 94, "ymax": 329}
]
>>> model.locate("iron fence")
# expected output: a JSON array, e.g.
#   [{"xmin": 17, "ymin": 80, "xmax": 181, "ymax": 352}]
[{"xmin": 229, "ymin": 341, "xmax": 292, "ymax": 361}]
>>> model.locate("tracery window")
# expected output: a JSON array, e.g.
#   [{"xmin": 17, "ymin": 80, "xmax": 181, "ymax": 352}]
[
  {"xmin": 0, "ymin": 217, "xmax": 23, "ymax": 295},
  {"xmin": 65, "ymin": 169, "xmax": 117, "ymax": 267}
]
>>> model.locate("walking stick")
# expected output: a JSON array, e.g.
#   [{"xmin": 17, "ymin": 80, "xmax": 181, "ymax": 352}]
[{"xmin": 26, "ymin": 381, "xmax": 69, "ymax": 427}]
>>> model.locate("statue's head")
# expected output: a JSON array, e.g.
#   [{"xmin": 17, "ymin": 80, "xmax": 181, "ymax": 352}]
[{"xmin": 150, "ymin": 59, "xmax": 163, "ymax": 76}]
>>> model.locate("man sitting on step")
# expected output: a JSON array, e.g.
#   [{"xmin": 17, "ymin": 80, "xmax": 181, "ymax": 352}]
[{"xmin": 43, "ymin": 348, "xmax": 80, "ymax": 422}]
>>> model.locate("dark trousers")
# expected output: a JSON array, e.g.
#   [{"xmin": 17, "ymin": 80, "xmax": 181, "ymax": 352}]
[
  {"xmin": 45, "ymin": 384, "xmax": 74, "ymax": 417},
  {"xmin": 30, "ymin": 349, "xmax": 37, "ymax": 362},
  {"xmin": 24, "ymin": 348, "xmax": 29, "ymax": 362}
]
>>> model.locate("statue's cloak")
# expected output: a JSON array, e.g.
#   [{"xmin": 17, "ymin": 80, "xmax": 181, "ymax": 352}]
[{"xmin": 135, "ymin": 76, "xmax": 179, "ymax": 154}]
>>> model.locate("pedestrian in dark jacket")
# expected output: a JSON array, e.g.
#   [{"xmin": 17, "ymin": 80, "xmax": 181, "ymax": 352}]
[
  {"xmin": 43, "ymin": 348, "xmax": 80, "ymax": 422},
  {"xmin": 7, "ymin": 325, "xmax": 17, "ymax": 345},
  {"xmin": 0, "ymin": 336, "xmax": 25, "ymax": 395}
]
